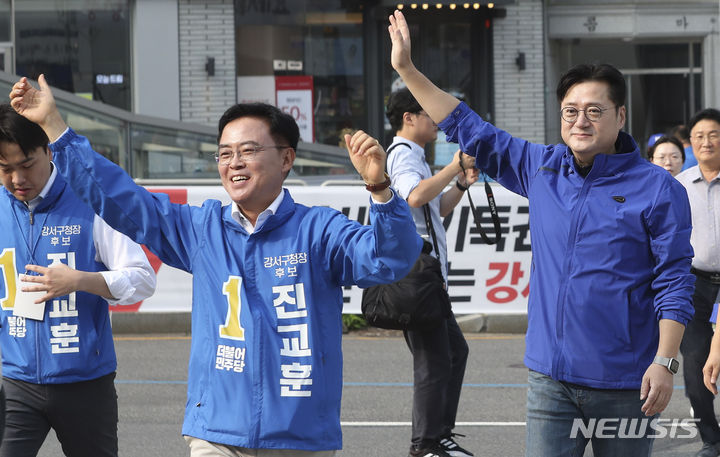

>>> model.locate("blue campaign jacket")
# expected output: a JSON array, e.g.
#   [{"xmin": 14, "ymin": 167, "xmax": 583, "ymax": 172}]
[
  {"xmin": 439, "ymin": 103, "xmax": 695, "ymax": 389},
  {"xmin": 51, "ymin": 129, "xmax": 421, "ymax": 450},
  {"xmin": 0, "ymin": 173, "xmax": 116, "ymax": 384}
]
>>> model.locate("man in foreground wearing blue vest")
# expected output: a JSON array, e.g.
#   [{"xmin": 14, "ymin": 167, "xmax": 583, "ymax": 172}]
[
  {"xmin": 388, "ymin": 9, "xmax": 694, "ymax": 457},
  {"xmin": 9, "ymin": 75, "xmax": 421, "ymax": 457},
  {"xmin": 0, "ymin": 103, "xmax": 156, "ymax": 457}
]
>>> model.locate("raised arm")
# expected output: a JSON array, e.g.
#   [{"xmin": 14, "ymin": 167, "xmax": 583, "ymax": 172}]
[
  {"xmin": 344, "ymin": 130, "xmax": 392, "ymax": 203},
  {"xmin": 10, "ymin": 76, "xmax": 202, "ymax": 272},
  {"xmin": 389, "ymin": 10, "xmax": 460, "ymax": 123},
  {"xmin": 10, "ymin": 75, "xmax": 67, "ymax": 142}
]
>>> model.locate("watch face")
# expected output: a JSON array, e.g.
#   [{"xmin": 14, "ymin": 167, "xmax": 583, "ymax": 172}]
[{"xmin": 669, "ymin": 359, "xmax": 680, "ymax": 374}]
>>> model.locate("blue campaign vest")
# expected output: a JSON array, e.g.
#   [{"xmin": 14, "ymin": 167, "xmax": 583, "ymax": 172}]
[
  {"xmin": 0, "ymin": 173, "xmax": 116, "ymax": 384},
  {"xmin": 50, "ymin": 128, "xmax": 423, "ymax": 451}
]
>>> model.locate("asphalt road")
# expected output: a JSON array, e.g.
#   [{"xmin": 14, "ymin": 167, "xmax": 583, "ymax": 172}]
[{"xmin": 33, "ymin": 331, "xmax": 715, "ymax": 457}]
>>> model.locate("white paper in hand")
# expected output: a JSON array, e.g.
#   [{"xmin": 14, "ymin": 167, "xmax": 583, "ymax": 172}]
[{"xmin": 13, "ymin": 277, "xmax": 46, "ymax": 321}]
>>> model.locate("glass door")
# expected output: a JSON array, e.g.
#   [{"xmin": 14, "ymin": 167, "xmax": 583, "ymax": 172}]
[
  {"xmin": 380, "ymin": 6, "xmax": 493, "ymax": 165},
  {"xmin": 0, "ymin": 43, "xmax": 12, "ymax": 72},
  {"xmin": 559, "ymin": 39, "xmax": 702, "ymax": 153}
]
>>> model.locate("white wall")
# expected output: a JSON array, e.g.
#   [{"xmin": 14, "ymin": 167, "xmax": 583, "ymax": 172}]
[
  {"xmin": 178, "ymin": 0, "xmax": 236, "ymax": 126},
  {"xmin": 492, "ymin": 0, "xmax": 546, "ymax": 143},
  {"xmin": 704, "ymin": 15, "xmax": 720, "ymax": 109},
  {"xmin": 132, "ymin": 0, "xmax": 181, "ymax": 120}
]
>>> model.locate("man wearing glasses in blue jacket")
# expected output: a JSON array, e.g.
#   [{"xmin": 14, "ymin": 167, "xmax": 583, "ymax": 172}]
[
  {"xmin": 9, "ymin": 75, "xmax": 422, "ymax": 457},
  {"xmin": 387, "ymin": 9, "xmax": 694, "ymax": 457}
]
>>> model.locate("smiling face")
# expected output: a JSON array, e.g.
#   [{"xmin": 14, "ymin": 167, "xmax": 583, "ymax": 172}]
[
  {"xmin": 560, "ymin": 81, "xmax": 626, "ymax": 167},
  {"xmin": 0, "ymin": 141, "xmax": 52, "ymax": 202},
  {"xmin": 651, "ymin": 142, "xmax": 684, "ymax": 176},
  {"xmin": 217, "ymin": 116, "xmax": 295, "ymax": 221}
]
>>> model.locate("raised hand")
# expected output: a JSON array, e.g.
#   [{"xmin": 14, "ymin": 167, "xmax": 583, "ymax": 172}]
[
  {"xmin": 388, "ymin": 10, "xmax": 414, "ymax": 73},
  {"xmin": 9, "ymin": 74, "xmax": 67, "ymax": 141},
  {"xmin": 344, "ymin": 130, "xmax": 386, "ymax": 185}
]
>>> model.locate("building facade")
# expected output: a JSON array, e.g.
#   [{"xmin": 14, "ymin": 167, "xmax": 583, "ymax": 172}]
[{"xmin": 0, "ymin": 0, "xmax": 718, "ymax": 166}]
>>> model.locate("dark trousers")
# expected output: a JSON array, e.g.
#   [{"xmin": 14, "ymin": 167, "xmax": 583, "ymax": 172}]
[
  {"xmin": 0, "ymin": 372, "xmax": 118, "ymax": 457},
  {"xmin": 404, "ymin": 313, "xmax": 469, "ymax": 447},
  {"xmin": 680, "ymin": 275, "xmax": 720, "ymax": 445}
]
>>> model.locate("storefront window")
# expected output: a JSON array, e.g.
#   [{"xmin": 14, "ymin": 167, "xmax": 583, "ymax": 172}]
[
  {"xmin": 130, "ymin": 125, "xmax": 217, "ymax": 180},
  {"xmin": 14, "ymin": 1, "xmax": 131, "ymax": 110},
  {"xmin": 560, "ymin": 40, "xmax": 702, "ymax": 150},
  {"xmin": 382, "ymin": 7, "xmax": 487, "ymax": 167},
  {"xmin": 0, "ymin": 0, "xmax": 10, "ymax": 42},
  {"xmin": 235, "ymin": 0, "xmax": 365, "ymax": 147}
]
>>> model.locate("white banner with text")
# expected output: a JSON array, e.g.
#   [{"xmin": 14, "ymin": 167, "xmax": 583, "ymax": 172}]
[{"xmin": 122, "ymin": 185, "xmax": 531, "ymax": 315}]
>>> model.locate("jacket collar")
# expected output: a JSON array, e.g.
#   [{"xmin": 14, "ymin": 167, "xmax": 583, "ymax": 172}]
[
  {"xmin": 566, "ymin": 131, "xmax": 642, "ymax": 177},
  {"xmin": 224, "ymin": 188, "xmax": 296, "ymax": 234}
]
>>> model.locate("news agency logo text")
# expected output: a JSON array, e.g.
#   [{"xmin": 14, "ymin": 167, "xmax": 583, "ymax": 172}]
[{"xmin": 570, "ymin": 418, "xmax": 699, "ymax": 439}]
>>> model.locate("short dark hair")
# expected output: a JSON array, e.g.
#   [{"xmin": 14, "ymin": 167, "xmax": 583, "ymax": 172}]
[
  {"xmin": 647, "ymin": 135, "xmax": 685, "ymax": 162},
  {"xmin": 386, "ymin": 88, "xmax": 423, "ymax": 133},
  {"xmin": 556, "ymin": 63, "xmax": 626, "ymax": 108},
  {"xmin": 668, "ymin": 124, "xmax": 689, "ymax": 143},
  {"xmin": 688, "ymin": 108, "xmax": 720, "ymax": 133},
  {"xmin": 0, "ymin": 104, "xmax": 49, "ymax": 159},
  {"xmin": 217, "ymin": 103, "xmax": 299, "ymax": 150}
]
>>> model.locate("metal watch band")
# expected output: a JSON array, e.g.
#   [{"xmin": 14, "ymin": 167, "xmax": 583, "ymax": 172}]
[{"xmin": 653, "ymin": 355, "xmax": 679, "ymax": 374}]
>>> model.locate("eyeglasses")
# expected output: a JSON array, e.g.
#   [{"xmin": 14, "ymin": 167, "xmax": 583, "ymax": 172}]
[
  {"xmin": 214, "ymin": 142, "xmax": 289, "ymax": 165},
  {"xmin": 560, "ymin": 106, "xmax": 611, "ymax": 123},
  {"xmin": 691, "ymin": 131, "xmax": 720, "ymax": 144}
]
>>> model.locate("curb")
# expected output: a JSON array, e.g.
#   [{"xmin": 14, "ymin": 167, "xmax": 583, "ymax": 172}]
[
  {"xmin": 111, "ymin": 312, "xmax": 528, "ymax": 335},
  {"xmin": 110, "ymin": 312, "xmax": 191, "ymax": 335},
  {"xmin": 456, "ymin": 313, "xmax": 528, "ymax": 334}
]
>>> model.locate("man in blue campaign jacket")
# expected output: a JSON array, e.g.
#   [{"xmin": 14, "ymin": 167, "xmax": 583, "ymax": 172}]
[
  {"xmin": 0, "ymin": 104, "xmax": 156, "ymax": 457},
  {"xmin": 388, "ymin": 10, "xmax": 694, "ymax": 457},
  {"xmin": 10, "ymin": 75, "xmax": 421, "ymax": 456}
]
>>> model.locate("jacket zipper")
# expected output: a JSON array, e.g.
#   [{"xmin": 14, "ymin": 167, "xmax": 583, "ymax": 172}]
[
  {"xmin": 28, "ymin": 208, "xmax": 42, "ymax": 383},
  {"xmin": 552, "ymin": 164, "xmax": 597, "ymax": 378}
]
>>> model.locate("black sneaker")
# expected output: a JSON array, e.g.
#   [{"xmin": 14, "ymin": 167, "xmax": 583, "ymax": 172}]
[
  {"xmin": 408, "ymin": 442, "xmax": 452, "ymax": 457},
  {"xmin": 439, "ymin": 433, "xmax": 474, "ymax": 457}
]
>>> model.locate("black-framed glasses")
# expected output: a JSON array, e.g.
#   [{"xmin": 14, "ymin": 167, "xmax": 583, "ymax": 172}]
[
  {"xmin": 560, "ymin": 106, "xmax": 611, "ymax": 123},
  {"xmin": 214, "ymin": 142, "xmax": 289, "ymax": 165}
]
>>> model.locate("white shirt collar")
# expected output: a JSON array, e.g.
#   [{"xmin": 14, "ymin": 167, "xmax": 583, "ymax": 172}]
[
  {"xmin": 231, "ymin": 189, "xmax": 285, "ymax": 234},
  {"xmin": 393, "ymin": 136, "xmax": 425, "ymax": 155},
  {"xmin": 27, "ymin": 162, "xmax": 57, "ymax": 212}
]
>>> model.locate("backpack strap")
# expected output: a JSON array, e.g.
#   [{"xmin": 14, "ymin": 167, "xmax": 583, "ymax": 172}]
[{"xmin": 386, "ymin": 142, "xmax": 412, "ymax": 156}]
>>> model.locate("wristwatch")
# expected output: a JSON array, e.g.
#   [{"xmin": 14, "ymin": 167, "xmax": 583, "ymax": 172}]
[
  {"xmin": 365, "ymin": 173, "xmax": 391, "ymax": 192},
  {"xmin": 653, "ymin": 356, "xmax": 679, "ymax": 374}
]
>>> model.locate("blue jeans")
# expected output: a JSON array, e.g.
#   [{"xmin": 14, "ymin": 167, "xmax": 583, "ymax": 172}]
[{"xmin": 526, "ymin": 370, "xmax": 656, "ymax": 457}]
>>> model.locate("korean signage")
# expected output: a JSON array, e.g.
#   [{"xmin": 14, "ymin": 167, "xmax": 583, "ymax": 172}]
[
  {"xmin": 275, "ymin": 76, "xmax": 314, "ymax": 143},
  {"xmin": 130, "ymin": 185, "xmax": 531, "ymax": 315}
]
